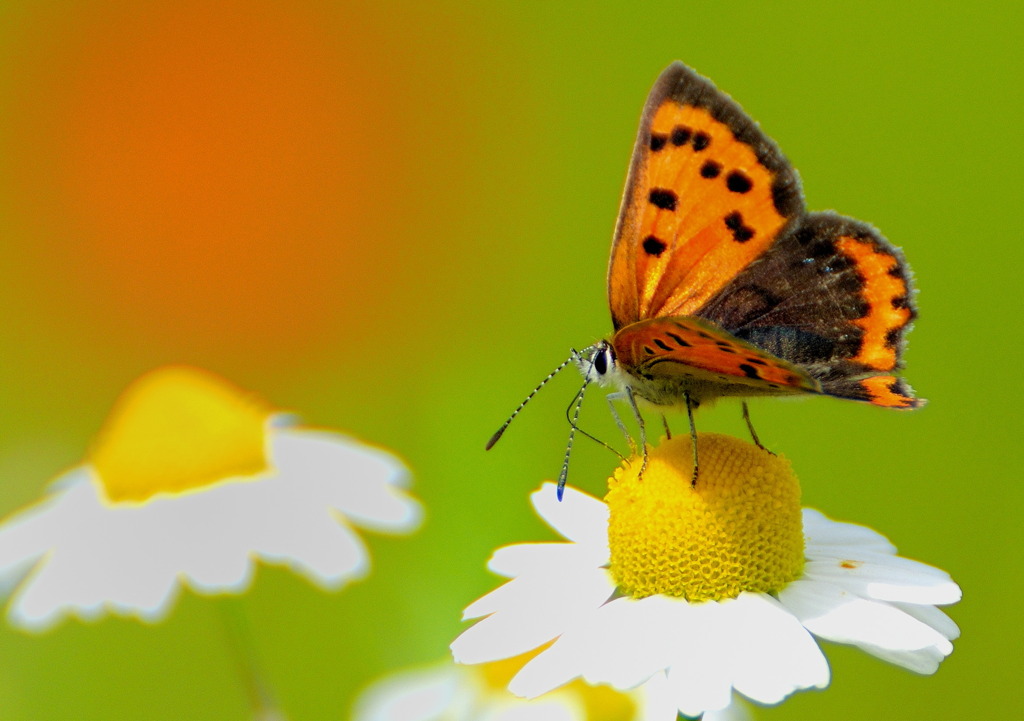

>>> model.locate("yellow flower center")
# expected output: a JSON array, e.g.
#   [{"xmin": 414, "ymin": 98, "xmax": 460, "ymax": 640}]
[
  {"xmin": 606, "ymin": 433, "xmax": 804, "ymax": 602},
  {"xmin": 479, "ymin": 648, "xmax": 636, "ymax": 720},
  {"xmin": 89, "ymin": 366, "xmax": 273, "ymax": 503}
]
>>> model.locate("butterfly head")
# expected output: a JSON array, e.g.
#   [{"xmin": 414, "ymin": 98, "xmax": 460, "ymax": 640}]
[{"xmin": 574, "ymin": 341, "xmax": 618, "ymax": 386}]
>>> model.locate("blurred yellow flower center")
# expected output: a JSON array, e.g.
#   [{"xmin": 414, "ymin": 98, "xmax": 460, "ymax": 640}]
[
  {"xmin": 89, "ymin": 366, "xmax": 273, "ymax": 503},
  {"xmin": 479, "ymin": 648, "xmax": 636, "ymax": 720},
  {"xmin": 606, "ymin": 433, "xmax": 804, "ymax": 602}
]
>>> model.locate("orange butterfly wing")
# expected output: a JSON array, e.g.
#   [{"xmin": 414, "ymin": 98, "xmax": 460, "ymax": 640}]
[
  {"xmin": 608, "ymin": 62, "xmax": 803, "ymax": 331},
  {"xmin": 612, "ymin": 316, "xmax": 820, "ymax": 393}
]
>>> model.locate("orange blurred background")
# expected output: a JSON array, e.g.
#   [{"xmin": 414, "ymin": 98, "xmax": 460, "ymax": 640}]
[{"xmin": 6, "ymin": 1, "xmax": 404, "ymax": 362}]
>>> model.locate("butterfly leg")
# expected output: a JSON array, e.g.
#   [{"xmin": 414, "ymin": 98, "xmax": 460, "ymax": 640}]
[
  {"xmin": 606, "ymin": 390, "xmax": 648, "ymax": 475},
  {"xmin": 741, "ymin": 401, "xmax": 776, "ymax": 455},
  {"xmin": 625, "ymin": 386, "xmax": 648, "ymax": 478},
  {"xmin": 685, "ymin": 391, "xmax": 699, "ymax": 486},
  {"xmin": 661, "ymin": 414, "xmax": 672, "ymax": 440},
  {"xmin": 605, "ymin": 392, "xmax": 637, "ymax": 453}
]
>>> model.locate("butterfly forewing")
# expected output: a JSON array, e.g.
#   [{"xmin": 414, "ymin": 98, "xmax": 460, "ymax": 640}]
[{"xmin": 608, "ymin": 62, "xmax": 803, "ymax": 331}]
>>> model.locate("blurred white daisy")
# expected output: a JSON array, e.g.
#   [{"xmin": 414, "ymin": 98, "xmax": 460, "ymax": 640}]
[
  {"xmin": 0, "ymin": 365, "xmax": 422, "ymax": 631},
  {"xmin": 352, "ymin": 654, "xmax": 751, "ymax": 721},
  {"xmin": 451, "ymin": 434, "xmax": 960, "ymax": 719}
]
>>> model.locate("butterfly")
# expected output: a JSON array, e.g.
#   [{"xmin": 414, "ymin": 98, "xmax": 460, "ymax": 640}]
[{"xmin": 490, "ymin": 62, "xmax": 921, "ymax": 498}]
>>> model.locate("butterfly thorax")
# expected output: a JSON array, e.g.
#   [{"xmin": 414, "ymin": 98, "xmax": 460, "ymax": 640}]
[{"xmin": 580, "ymin": 316, "xmax": 821, "ymax": 408}]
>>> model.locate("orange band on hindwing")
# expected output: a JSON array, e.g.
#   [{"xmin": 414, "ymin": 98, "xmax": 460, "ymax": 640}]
[
  {"xmin": 858, "ymin": 376, "xmax": 920, "ymax": 408},
  {"xmin": 835, "ymin": 236, "xmax": 913, "ymax": 372}
]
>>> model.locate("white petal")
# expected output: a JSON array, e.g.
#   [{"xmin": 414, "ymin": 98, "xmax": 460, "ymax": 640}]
[
  {"xmin": 272, "ymin": 429, "xmax": 422, "ymax": 533},
  {"xmin": 487, "ymin": 544, "xmax": 607, "ymax": 579},
  {"xmin": 578, "ymin": 596, "xmax": 681, "ymax": 688},
  {"xmin": 461, "ymin": 565, "xmax": 612, "ymax": 620},
  {"xmin": 721, "ymin": 594, "xmax": 830, "ymax": 705},
  {"xmin": 664, "ymin": 603, "xmax": 736, "ymax": 716},
  {"xmin": 10, "ymin": 551, "xmax": 182, "ymax": 631},
  {"xmin": 519, "ymin": 595, "xmax": 680, "ymax": 693},
  {"xmin": 0, "ymin": 426, "xmax": 420, "ymax": 631},
  {"xmin": 704, "ymin": 698, "xmax": 753, "ymax": 721},
  {"xmin": 637, "ymin": 672, "xmax": 683, "ymax": 721},
  {"xmin": 508, "ymin": 624, "xmax": 595, "ymax": 697},
  {"xmin": 3, "ymin": 476, "xmax": 185, "ymax": 630},
  {"xmin": 531, "ymin": 484, "xmax": 609, "ymax": 555},
  {"xmin": 254, "ymin": 515, "xmax": 369, "ymax": 588},
  {"xmin": 802, "ymin": 509, "xmax": 896, "ymax": 555},
  {"xmin": 508, "ymin": 596, "xmax": 677, "ymax": 697},
  {"xmin": 662, "ymin": 594, "xmax": 829, "ymax": 717},
  {"xmin": 779, "ymin": 579, "xmax": 953, "ymax": 669},
  {"xmin": 453, "ymin": 568, "xmax": 614, "ymax": 665},
  {"xmin": 802, "ymin": 554, "xmax": 960, "ymax": 605},
  {"xmin": 892, "ymin": 601, "xmax": 960, "ymax": 641},
  {"xmin": 0, "ymin": 472, "xmax": 87, "ymax": 593},
  {"xmin": 352, "ymin": 664, "xmax": 463, "ymax": 721},
  {"xmin": 859, "ymin": 644, "xmax": 949, "ymax": 675}
]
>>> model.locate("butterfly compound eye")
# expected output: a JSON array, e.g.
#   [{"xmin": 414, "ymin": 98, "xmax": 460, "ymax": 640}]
[{"xmin": 593, "ymin": 346, "xmax": 614, "ymax": 376}]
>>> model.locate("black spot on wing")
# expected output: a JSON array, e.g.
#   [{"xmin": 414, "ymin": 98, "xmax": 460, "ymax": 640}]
[
  {"xmin": 700, "ymin": 161, "xmax": 722, "ymax": 178},
  {"xmin": 650, "ymin": 134, "xmax": 668, "ymax": 151},
  {"xmin": 723, "ymin": 211, "xmax": 754, "ymax": 242},
  {"xmin": 643, "ymin": 236, "xmax": 667, "ymax": 256},
  {"xmin": 649, "ymin": 189, "xmax": 678, "ymax": 211},
  {"xmin": 671, "ymin": 126, "xmax": 692, "ymax": 146},
  {"xmin": 738, "ymin": 363, "xmax": 761, "ymax": 379},
  {"xmin": 666, "ymin": 332, "xmax": 692, "ymax": 347},
  {"xmin": 726, "ymin": 171, "xmax": 752, "ymax": 193}
]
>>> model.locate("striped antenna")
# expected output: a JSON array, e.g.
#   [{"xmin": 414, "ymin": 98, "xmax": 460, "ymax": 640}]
[
  {"xmin": 556, "ymin": 378, "xmax": 590, "ymax": 501},
  {"xmin": 485, "ymin": 352, "xmax": 578, "ymax": 450}
]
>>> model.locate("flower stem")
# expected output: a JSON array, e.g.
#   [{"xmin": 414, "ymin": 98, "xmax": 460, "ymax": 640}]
[{"xmin": 217, "ymin": 597, "xmax": 288, "ymax": 721}]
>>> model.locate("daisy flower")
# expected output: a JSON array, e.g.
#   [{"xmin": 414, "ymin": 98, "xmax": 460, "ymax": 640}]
[
  {"xmin": 352, "ymin": 653, "xmax": 751, "ymax": 721},
  {"xmin": 451, "ymin": 434, "xmax": 960, "ymax": 719},
  {"xmin": 0, "ymin": 365, "xmax": 422, "ymax": 631}
]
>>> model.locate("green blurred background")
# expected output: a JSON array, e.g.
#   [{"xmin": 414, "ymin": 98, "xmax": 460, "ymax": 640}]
[{"xmin": 0, "ymin": 0, "xmax": 1019, "ymax": 718}]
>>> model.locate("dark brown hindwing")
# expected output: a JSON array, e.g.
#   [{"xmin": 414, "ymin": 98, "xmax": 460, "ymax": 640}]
[{"xmin": 695, "ymin": 212, "xmax": 920, "ymax": 405}]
